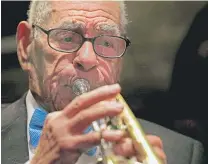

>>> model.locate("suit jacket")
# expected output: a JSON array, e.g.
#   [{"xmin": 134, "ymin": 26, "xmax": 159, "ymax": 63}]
[{"xmin": 1, "ymin": 94, "xmax": 206, "ymax": 164}]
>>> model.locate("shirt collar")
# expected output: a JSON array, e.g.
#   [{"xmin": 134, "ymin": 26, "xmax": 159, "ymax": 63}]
[{"xmin": 26, "ymin": 90, "xmax": 40, "ymax": 159}]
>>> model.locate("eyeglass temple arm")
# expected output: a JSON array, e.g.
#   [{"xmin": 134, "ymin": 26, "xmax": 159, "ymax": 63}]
[{"xmin": 32, "ymin": 24, "xmax": 49, "ymax": 34}]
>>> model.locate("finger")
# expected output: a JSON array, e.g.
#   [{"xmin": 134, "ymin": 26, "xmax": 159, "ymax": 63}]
[
  {"xmin": 63, "ymin": 84, "xmax": 121, "ymax": 118},
  {"xmin": 146, "ymin": 135, "xmax": 163, "ymax": 149},
  {"xmin": 58, "ymin": 132, "xmax": 101, "ymax": 150},
  {"xmin": 37, "ymin": 133, "xmax": 57, "ymax": 158},
  {"xmin": 153, "ymin": 146, "xmax": 167, "ymax": 162},
  {"xmin": 69, "ymin": 101, "xmax": 123, "ymax": 133},
  {"xmin": 58, "ymin": 129, "xmax": 126, "ymax": 150},
  {"xmin": 102, "ymin": 130, "xmax": 126, "ymax": 142},
  {"xmin": 36, "ymin": 145, "xmax": 60, "ymax": 164},
  {"xmin": 135, "ymin": 146, "xmax": 167, "ymax": 163},
  {"xmin": 112, "ymin": 136, "xmax": 166, "ymax": 163},
  {"xmin": 135, "ymin": 135, "xmax": 164, "ymax": 162},
  {"xmin": 113, "ymin": 138, "xmax": 135, "ymax": 157}
]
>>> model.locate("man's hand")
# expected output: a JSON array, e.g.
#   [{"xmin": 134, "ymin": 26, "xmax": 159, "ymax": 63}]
[
  {"xmin": 31, "ymin": 84, "xmax": 125, "ymax": 164},
  {"xmin": 31, "ymin": 84, "xmax": 166, "ymax": 164}
]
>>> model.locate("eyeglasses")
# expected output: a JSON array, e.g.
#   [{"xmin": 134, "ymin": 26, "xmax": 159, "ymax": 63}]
[{"xmin": 32, "ymin": 24, "xmax": 131, "ymax": 58}]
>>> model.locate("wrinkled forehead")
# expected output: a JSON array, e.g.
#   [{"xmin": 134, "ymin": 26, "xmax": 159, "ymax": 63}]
[{"xmin": 47, "ymin": 1, "xmax": 121, "ymax": 34}]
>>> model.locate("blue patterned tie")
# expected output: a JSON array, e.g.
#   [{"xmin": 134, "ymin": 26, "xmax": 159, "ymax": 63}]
[
  {"xmin": 83, "ymin": 125, "xmax": 97, "ymax": 156},
  {"xmin": 29, "ymin": 108, "xmax": 48, "ymax": 149},
  {"xmin": 29, "ymin": 108, "xmax": 97, "ymax": 156}
]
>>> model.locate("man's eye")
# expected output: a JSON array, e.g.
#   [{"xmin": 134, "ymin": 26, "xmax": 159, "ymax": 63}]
[
  {"xmin": 64, "ymin": 37, "xmax": 73, "ymax": 42},
  {"xmin": 103, "ymin": 41, "xmax": 111, "ymax": 47}
]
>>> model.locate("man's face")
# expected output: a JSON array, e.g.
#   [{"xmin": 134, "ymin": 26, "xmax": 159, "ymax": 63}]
[{"xmin": 29, "ymin": 1, "xmax": 123, "ymax": 111}]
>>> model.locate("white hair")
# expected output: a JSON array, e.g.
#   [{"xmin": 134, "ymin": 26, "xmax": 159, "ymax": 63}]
[
  {"xmin": 27, "ymin": 1, "xmax": 128, "ymax": 35},
  {"xmin": 27, "ymin": 1, "xmax": 52, "ymax": 27}
]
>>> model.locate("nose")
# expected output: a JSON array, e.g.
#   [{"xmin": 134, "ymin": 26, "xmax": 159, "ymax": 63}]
[{"xmin": 73, "ymin": 41, "xmax": 98, "ymax": 71}]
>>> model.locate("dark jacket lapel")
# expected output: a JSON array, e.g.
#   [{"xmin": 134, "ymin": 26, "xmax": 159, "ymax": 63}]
[{"xmin": 2, "ymin": 94, "xmax": 29, "ymax": 164}]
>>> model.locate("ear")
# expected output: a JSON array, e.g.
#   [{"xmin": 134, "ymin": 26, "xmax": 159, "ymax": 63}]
[{"xmin": 16, "ymin": 21, "xmax": 32, "ymax": 71}]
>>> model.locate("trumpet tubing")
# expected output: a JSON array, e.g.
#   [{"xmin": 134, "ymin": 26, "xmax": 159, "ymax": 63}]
[{"xmin": 114, "ymin": 94, "xmax": 163, "ymax": 164}]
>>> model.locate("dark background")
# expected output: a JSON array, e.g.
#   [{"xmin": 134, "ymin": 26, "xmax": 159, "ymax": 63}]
[{"xmin": 1, "ymin": 1, "xmax": 208, "ymax": 155}]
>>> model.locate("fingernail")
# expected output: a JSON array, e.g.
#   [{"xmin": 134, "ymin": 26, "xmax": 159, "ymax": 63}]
[
  {"xmin": 110, "ymin": 84, "xmax": 121, "ymax": 90},
  {"xmin": 110, "ymin": 101, "xmax": 123, "ymax": 109}
]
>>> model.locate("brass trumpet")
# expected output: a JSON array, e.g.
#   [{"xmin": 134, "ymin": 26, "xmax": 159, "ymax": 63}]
[{"xmin": 72, "ymin": 78, "xmax": 163, "ymax": 164}]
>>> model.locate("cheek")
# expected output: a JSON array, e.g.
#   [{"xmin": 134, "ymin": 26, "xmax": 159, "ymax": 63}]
[
  {"xmin": 31, "ymin": 39, "xmax": 79, "ymax": 110},
  {"xmin": 30, "ymin": 40, "xmax": 57, "ymax": 81},
  {"xmin": 42, "ymin": 54, "xmax": 77, "ymax": 109},
  {"xmin": 28, "ymin": 43, "xmax": 49, "ymax": 93},
  {"xmin": 116, "ymin": 59, "xmax": 123, "ymax": 78},
  {"xmin": 101, "ymin": 58, "xmax": 122, "ymax": 83},
  {"xmin": 50, "ymin": 81, "xmax": 74, "ymax": 110},
  {"xmin": 45, "ymin": 67, "xmax": 76, "ymax": 110}
]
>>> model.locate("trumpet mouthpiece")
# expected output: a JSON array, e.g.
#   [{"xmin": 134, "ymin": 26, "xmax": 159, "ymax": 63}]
[{"xmin": 72, "ymin": 78, "xmax": 90, "ymax": 96}]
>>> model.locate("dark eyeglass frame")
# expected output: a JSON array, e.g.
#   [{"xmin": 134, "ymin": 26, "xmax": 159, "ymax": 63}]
[{"xmin": 32, "ymin": 24, "xmax": 131, "ymax": 58}]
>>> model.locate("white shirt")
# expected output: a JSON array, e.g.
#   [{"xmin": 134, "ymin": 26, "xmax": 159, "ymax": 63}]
[{"xmin": 25, "ymin": 90, "xmax": 140, "ymax": 164}]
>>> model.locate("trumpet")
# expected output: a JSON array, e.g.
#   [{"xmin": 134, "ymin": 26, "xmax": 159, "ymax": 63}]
[{"xmin": 72, "ymin": 78, "xmax": 163, "ymax": 164}]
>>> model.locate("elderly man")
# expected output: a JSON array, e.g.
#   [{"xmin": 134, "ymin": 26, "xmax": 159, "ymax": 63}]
[{"xmin": 2, "ymin": 1, "xmax": 205, "ymax": 164}]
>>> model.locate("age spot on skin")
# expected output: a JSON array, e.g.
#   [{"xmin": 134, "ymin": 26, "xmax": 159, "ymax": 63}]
[{"xmin": 52, "ymin": 9, "xmax": 56, "ymax": 13}]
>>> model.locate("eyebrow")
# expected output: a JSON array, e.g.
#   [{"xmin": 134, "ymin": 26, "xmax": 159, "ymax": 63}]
[
  {"xmin": 97, "ymin": 24, "xmax": 120, "ymax": 35},
  {"xmin": 55, "ymin": 20, "xmax": 120, "ymax": 35},
  {"xmin": 55, "ymin": 20, "xmax": 84, "ymax": 33}
]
